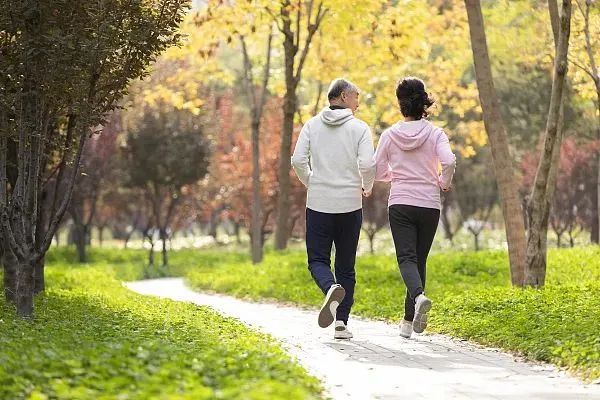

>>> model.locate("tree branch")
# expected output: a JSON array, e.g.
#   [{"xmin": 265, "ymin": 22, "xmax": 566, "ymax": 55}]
[
  {"xmin": 295, "ymin": 0, "xmax": 302, "ymax": 49},
  {"xmin": 28, "ymin": 106, "xmax": 51, "ymax": 247},
  {"xmin": 239, "ymin": 35, "xmax": 257, "ymax": 113},
  {"xmin": 49, "ymin": 114, "xmax": 76, "ymax": 234},
  {"xmin": 294, "ymin": 2, "xmax": 327, "ymax": 82},
  {"xmin": 39, "ymin": 125, "xmax": 88, "ymax": 259},
  {"xmin": 257, "ymin": 30, "xmax": 274, "ymax": 119},
  {"xmin": 548, "ymin": 0, "xmax": 560, "ymax": 46},
  {"xmin": 581, "ymin": 0, "xmax": 599, "ymax": 86},
  {"xmin": 265, "ymin": 7, "xmax": 284, "ymax": 33},
  {"xmin": 568, "ymin": 57, "xmax": 596, "ymax": 79}
]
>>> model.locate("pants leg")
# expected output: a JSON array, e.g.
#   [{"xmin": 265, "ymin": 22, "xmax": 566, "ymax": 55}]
[
  {"xmin": 416, "ymin": 208, "xmax": 440, "ymax": 297},
  {"xmin": 332, "ymin": 209, "xmax": 362, "ymax": 324},
  {"xmin": 389, "ymin": 205, "xmax": 422, "ymax": 300},
  {"xmin": 403, "ymin": 290, "xmax": 414, "ymax": 322},
  {"xmin": 404, "ymin": 208, "xmax": 440, "ymax": 321},
  {"xmin": 305, "ymin": 208, "xmax": 336, "ymax": 293}
]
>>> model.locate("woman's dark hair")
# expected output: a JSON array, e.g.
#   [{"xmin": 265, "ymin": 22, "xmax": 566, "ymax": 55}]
[{"xmin": 395, "ymin": 77, "xmax": 435, "ymax": 120}]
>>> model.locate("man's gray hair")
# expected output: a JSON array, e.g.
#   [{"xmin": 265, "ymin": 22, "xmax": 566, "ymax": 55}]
[{"xmin": 327, "ymin": 78, "xmax": 359, "ymax": 101}]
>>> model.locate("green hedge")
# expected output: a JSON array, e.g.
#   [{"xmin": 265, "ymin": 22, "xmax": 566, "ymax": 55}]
[
  {"xmin": 0, "ymin": 255, "xmax": 321, "ymax": 400},
  {"xmin": 185, "ymin": 247, "xmax": 600, "ymax": 381}
]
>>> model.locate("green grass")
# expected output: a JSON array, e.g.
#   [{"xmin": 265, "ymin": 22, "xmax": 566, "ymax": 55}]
[
  {"xmin": 184, "ymin": 246, "xmax": 600, "ymax": 381},
  {"xmin": 0, "ymin": 250, "xmax": 322, "ymax": 400}
]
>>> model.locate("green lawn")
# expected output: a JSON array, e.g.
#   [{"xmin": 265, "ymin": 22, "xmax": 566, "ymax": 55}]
[
  {"xmin": 183, "ymin": 246, "xmax": 600, "ymax": 381},
  {"xmin": 2, "ymin": 244, "xmax": 597, "ymax": 399},
  {"xmin": 0, "ymin": 250, "xmax": 322, "ymax": 400}
]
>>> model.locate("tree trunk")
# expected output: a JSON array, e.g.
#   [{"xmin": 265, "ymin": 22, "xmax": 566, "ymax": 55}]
[
  {"xmin": 274, "ymin": 12, "xmax": 299, "ymax": 252},
  {"xmin": 239, "ymin": 31, "xmax": 271, "ymax": 263},
  {"xmin": 464, "ymin": 0, "xmax": 528, "ymax": 286},
  {"xmin": 148, "ymin": 242, "xmax": 155, "ymax": 267},
  {"xmin": 594, "ymin": 94, "xmax": 600, "ymax": 244},
  {"xmin": 288, "ymin": 215, "xmax": 299, "ymax": 240},
  {"xmin": 34, "ymin": 191, "xmax": 48, "ymax": 295},
  {"xmin": 556, "ymin": 232, "xmax": 562, "ymax": 248},
  {"xmin": 68, "ymin": 225, "xmax": 76, "ymax": 245},
  {"xmin": 274, "ymin": 89, "xmax": 297, "ymax": 250},
  {"xmin": 524, "ymin": 0, "xmax": 571, "ymax": 288},
  {"xmin": 16, "ymin": 260, "xmax": 35, "ymax": 318},
  {"xmin": 440, "ymin": 198, "xmax": 456, "ymax": 243},
  {"xmin": 74, "ymin": 223, "xmax": 88, "ymax": 263},
  {"xmin": 569, "ymin": 229, "xmax": 575, "ymax": 248},
  {"xmin": 33, "ymin": 256, "xmax": 45, "ymax": 295},
  {"xmin": 233, "ymin": 221, "xmax": 242, "ymax": 244},
  {"xmin": 2, "ymin": 248, "xmax": 17, "ymax": 304},
  {"xmin": 124, "ymin": 231, "xmax": 133, "ymax": 249},
  {"xmin": 273, "ymin": 1, "xmax": 325, "ymax": 250},
  {"xmin": 368, "ymin": 232, "xmax": 375, "ymax": 254},
  {"xmin": 98, "ymin": 226, "xmax": 104, "ymax": 247},
  {"xmin": 161, "ymin": 229, "xmax": 168, "ymax": 267},
  {"xmin": 209, "ymin": 211, "xmax": 219, "ymax": 242},
  {"xmin": 578, "ymin": 0, "xmax": 600, "ymax": 244},
  {"xmin": 251, "ymin": 120, "xmax": 264, "ymax": 263}
]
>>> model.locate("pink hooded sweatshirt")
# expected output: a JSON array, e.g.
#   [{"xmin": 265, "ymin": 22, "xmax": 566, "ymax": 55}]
[{"xmin": 374, "ymin": 119, "xmax": 456, "ymax": 210}]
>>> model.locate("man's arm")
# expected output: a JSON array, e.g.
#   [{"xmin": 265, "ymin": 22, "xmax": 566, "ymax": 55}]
[
  {"xmin": 358, "ymin": 126, "xmax": 376, "ymax": 193},
  {"xmin": 291, "ymin": 123, "xmax": 312, "ymax": 187}
]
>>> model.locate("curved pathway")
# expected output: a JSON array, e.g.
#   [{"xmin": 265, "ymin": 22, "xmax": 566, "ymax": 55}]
[{"xmin": 125, "ymin": 278, "xmax": 600, "ymax": 400}]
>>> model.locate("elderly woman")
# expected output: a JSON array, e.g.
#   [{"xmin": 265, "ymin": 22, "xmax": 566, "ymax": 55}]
[{"xmin": 374, "ymin": 77, "xmax": 456, "ymax": 339}]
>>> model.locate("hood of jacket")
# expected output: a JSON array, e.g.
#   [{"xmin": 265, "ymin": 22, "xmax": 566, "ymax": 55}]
[
  {"xmin": 319, "ymin": 107, "xmax": 355, "ymax": 126},
  {"xmin": 386, "ymin": 119, "xmax": 436, "ymax": 150}
]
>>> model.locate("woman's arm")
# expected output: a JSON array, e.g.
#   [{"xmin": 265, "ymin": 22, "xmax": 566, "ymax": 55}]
[{"xmin": 436, "ymin": 130, "xmax": 456, "ymax": 190}]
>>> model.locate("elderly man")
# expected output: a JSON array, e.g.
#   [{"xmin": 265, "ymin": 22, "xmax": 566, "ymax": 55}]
[{"xmin": 291, "ymin": 78, "xmax": 376, "ymax": 339}]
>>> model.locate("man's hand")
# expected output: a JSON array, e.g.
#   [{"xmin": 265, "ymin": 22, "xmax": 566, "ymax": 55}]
[
  {"xmin": 441, "ymin": 186, "xmax": 451, "ymax": 192},
  {"xmin": 362, "ymin": 188, "xmax": 372, "ymax": 198}
]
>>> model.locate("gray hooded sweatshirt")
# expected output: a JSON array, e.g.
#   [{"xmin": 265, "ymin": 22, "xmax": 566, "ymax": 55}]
[{"xmin": 291, "ymin": 107, "xmax": 376, "ymax": 213}]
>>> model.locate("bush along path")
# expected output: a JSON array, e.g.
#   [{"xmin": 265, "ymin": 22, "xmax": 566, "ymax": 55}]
[{"xmin": 127, "ymin": 277, "xmax": 600, "ymax": 400}]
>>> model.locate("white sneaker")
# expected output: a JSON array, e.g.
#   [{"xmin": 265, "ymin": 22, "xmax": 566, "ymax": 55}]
[
  {"xmin": 399, "ymin": 319, "xmax": 413, "ymax": 338},
  {"xmin": 318, "ymin": 284, "xmax": 345, "ymax": 328},
  {"xmin": 413, "ymin": 294, "xmax": 432, "ymax": 334},
  {"xmin": 334, "ymin": 321, "xmax": 353, "ymax": 339}
]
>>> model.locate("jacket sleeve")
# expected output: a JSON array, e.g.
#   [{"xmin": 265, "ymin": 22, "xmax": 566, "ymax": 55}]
[
  {"xmin": 436, "ymin": 130, "xmax": 456, "ymax": 190},
  {"xmin": 374, "ymin": 132, "xmax": 392, "ymax": 182},
  {"xmin": 357, "ymin": 126, "xmax": 376, "ymax": 192},
  {"xmin": 291, "ymin": 123, "xmax": 312, "ymax": 188}
]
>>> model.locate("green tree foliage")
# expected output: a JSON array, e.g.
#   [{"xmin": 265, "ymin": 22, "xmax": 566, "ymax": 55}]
[
  {"xmin": 125, "ymin": 107, "xmax": 211, "ymax": 267},
  {"xmin": 0, "ymin": 0, "xmax": 189, "ymax": 317}
]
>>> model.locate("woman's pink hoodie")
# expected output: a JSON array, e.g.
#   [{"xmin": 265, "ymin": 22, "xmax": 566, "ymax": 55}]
[{"xmin": 374, "ymin": 119, "xmax": 456, "ymax": 210}]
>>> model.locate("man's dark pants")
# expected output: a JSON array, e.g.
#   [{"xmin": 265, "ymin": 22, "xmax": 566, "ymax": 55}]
[{"xmin": 306, "ymin": 208, "xmax": 362, "ymax": 324}]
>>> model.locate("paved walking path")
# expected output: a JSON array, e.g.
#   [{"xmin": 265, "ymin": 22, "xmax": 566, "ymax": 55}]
[{"xmin": 126, "ymin": 278, "xmax": 600, "ymax": 400}]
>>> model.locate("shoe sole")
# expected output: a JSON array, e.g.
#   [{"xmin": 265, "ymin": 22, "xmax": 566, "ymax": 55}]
[
  {"xmin": 399, "ymin": 331, "xmax": 412, "ymax": 339},
  {"xmin": 318, "ymin": 286, "xmax": 345, "ymax": 328},
  {"xmin": 413, "ymin": 298, "xmax": 432, "ymax": 333},
  {"xmin": 334, "ymin": 333, "xmax": 353, "ymax": 340}
]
